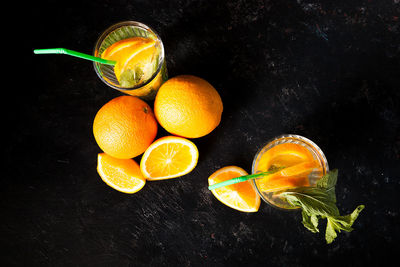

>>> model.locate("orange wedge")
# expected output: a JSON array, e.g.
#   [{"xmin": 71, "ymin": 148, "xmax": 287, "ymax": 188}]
[
  {"xmin": 101, "ymin": 37, "xmax": 148, "ymax": 58},
  {"xmin": 97, "ymin": 153, "xmax": 146, "ymax": 193},
  {"xmin": 257, "ymin": 161, "xmax": 321, "ymax": 192},
  {"xmin": 208, "ymin": 166, "xmax": 261, "ymax": 212},
  {"xmin": 101, "ymin": 37, "xmax": 157, "ymax": 85},
  {"xmin": 140, "ymin": 136, "xmax": 199, "ymax": 180}
]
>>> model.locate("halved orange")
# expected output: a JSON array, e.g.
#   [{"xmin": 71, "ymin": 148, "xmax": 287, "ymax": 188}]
[
  {"xmin": 208, "ymin": 166, "xmax": 261, "ymax": 212},
  {"xmin": 97, "ymin": 153, "xmax": 146, "ymax": 193},
  {"xmin": 140, "ymin": 136, "xmax": 199, "ymax": 180}
]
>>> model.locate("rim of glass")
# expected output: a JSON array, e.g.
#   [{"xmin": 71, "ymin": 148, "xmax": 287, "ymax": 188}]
[
  {"xmin": 93, "ymin": 21, "xmax": 165, "ymax": 91},
  {"xmin": 251, "ymin": 134, "xmax": 329, "ymax": 210}
]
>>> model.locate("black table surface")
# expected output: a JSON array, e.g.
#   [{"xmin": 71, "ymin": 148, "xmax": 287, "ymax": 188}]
[{"xmin": 4, "ymin": 0, "xmax": 400, "ymax": 266}]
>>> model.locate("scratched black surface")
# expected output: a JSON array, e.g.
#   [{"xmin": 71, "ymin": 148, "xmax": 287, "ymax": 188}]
[{"xmin": 3, "ymin": 0, "xmax": 400, "ymax": 266}]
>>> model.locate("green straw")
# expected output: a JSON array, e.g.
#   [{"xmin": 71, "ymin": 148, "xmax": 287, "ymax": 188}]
[
  {"xmin": 33, "ymin": 48, "xmax": 116, "ymax": 66},
  {"xmin": 208, "ymin": 168, "xmax": 284, "ymax": 191}
]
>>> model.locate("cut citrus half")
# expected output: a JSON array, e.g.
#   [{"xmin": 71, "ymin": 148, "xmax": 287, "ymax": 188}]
[
  {"xmin": 208, "ymin": 166, "xmax": 261, "ymax": 212},
  {"xmin": 97, "ymin": 153, "xmax": 146, "ymax": 193},
  {"xmin": 140, "ymin": 136, "xmax": 199, "ymax": 180}
]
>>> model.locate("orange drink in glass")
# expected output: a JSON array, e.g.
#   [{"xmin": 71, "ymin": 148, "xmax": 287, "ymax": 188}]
[
  {"xmin": 252, "ymin": 134, "xmax": 329, "ymax": 209},
  {"xmin": 93, "ymin": 21, "xmax": 167, "ymax": 100}
]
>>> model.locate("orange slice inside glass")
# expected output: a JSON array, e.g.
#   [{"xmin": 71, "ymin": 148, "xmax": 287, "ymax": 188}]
[
  {"xmin": 257, "ymin": 161, "xmax": 321, "ymax": 192},
  {"xmin": 101, "ymin": 37, "xmax": 158, "ymax": 86},
  {"xmin": 256, "ymin": 143, "xmax": 315, "ymax": 171}
]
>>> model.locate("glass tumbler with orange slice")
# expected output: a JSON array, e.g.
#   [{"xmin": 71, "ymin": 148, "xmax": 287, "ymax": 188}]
[
  {"xmin": 252, "ymin": 134, "xmax": 329, "ymax": 209},
  {"xmin": 93, "ymin": 21, "xmax": 168, "ymax": 100}
]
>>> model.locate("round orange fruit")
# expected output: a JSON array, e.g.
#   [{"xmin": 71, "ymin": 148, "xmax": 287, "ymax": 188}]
[
  {"xmin": 154, "ymin": 75, "xmax": 223, "ymax": 138},
  {"xmin": 93, "ymin": 96, "xmax": 158, "ymax": 159}
]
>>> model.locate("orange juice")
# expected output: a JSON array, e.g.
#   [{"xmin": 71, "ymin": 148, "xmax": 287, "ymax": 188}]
[{"xmin": 252, "ymin": 135, "xmax": 329, "ymax": 209}]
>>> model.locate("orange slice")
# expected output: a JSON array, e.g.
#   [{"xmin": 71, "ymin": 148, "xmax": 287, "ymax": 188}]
[
  {"xmin": 101, "ymin": 37, "xmax": 148, "ymax": 58},
  {"xmin": 97, "ymin": 153, "xmax": 146, "ymax": 193},
  {"xmin": 119, "ymin": 41, "xmax": 156, "ymax": 72},
  {"xmin": 257, "ymin": 143, "xmax": 315, "ymax": 171},
  {"xmin": 208, "ymin": 166, "xmax": 261, "ymax": 212},
  {"xmin": 277, "ymin": 161, "xmax": 319, "ymax": 177},
  {"xmin": 257, "ymin": 161, "xmax": 321, "ymax": 192},
  {"xmin": 140, "ymin": 136, "xmax": 199, "ymax": 180},
  {"xmin": 101, "ymin": 37, "xmax": 157, "ymax": 85}
]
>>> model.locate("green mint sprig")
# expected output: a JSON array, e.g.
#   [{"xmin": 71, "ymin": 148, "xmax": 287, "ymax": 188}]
[{"xmin": 279, "ymin": 169, "xmax": 365, "ymax": 244}]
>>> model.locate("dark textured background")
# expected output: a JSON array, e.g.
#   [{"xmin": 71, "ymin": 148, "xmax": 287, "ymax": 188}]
[{"xmin": 3, "ymin": 0, "xmax": 399, "ymax": 266}]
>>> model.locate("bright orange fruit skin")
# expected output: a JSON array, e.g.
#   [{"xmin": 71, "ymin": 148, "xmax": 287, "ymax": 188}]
[
  {"xmin": 208, "ymin": 166, "xmax": 260, "ymax": 212},
  {"xmin": 93, "ymin": 96, "xmax": 158, "ymax": 159},
  {"xmin": 154, "ymin": 75, "xmax": 223, "ymax": 138}
]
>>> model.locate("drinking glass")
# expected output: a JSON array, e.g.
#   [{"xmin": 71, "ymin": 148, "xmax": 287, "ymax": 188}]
[
  {"xmin": 93, "ymin": 21, "xmax": 167, "ymax": 100},
  {"xmin": 252, "ymin": 134, "xmax": 329, "ymax": 209}
]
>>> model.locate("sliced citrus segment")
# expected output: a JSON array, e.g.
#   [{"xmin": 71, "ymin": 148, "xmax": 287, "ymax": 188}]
[
  {"xmin": 257, "ymin": 175, "xmax": 310, "ymax": 193},
  {"xmin": 101, "ymin": 37, "xmax": 158, "ymax": 87},
  {"xmin": 101, "ymin": 37, "xmax": 148, "ymax": 58},
  {"xmin": 257, "ymin": 143, "xmax": 315, "ymax": 171},
  {"xmin": 278, "ymin": 161, "xmax": 320, "ymax": 177},
  {"xmin": 208, "ymin": 166, "xmax": 260, "ymax": 212},
  {"xmin": 97, "ymin": 153, "xmax": 146, "ymax": 193},
  {"xmin": 257, "ymin": 161, "xmax": 321, "ymax": 192},
  {"xmin": 140, "ymin": 136, "xmax": 199, "ymax": 180},
  {"xmin": 120, "ymin": 41, "xmax": 156, "ymax": 71}
]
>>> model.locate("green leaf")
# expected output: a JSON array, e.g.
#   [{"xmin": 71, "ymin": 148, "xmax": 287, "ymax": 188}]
[
  {"xmin": 281, "ymin": 186, "xmax": 339, "ymax": 217},
  {"xmin": 325, "ymin": 218, "xmax": 338, "ymax": 244},
  {"xmin": 325, "ymin": 205, "xmax": 365, "ymax": 243},
  {"xmin": 279, "ymin": 170, "xmax": 365, "ymax": 244},
  {"xmin": 317, "ymin": 169, "xmax": 338, "ymax": 203},
  {"xmin": 317, "ymin": 169, "xmax": 338, "ymax": 189},
  {"xmin": 119, "ymin": 67, "xmax": 144, "ymax": 88},
  {"xmin": 302, "ymin": 210, "xmax": 319, "ymax": 233},
  {"xmin": 339, "ymin": 205, "xmax": 365, "ymax": 228}
]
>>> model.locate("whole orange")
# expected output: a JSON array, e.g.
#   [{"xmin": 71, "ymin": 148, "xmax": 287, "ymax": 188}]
[
  {"xmin": 154, "ymin": 75, "xmax": 223, "ymax": 138},
  {"xmin": 93, "ymin": 96, "xmax": 158, "ymax": 159}
]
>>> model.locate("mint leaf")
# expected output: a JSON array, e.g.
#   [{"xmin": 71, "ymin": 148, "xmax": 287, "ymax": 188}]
[
  {"xmin": 317, "ymin": 169, "xmax": 338, "ymax": 203},
  {"xmin": 282, "ymin": 186, "xmax": 340, "ymax": 217},
  {"xmin": 325, "ymin": 217, "xmax": 338, "ymax": 244},
  {"xmin": 279, "ymin": 170, "xmax": 364, "ymax": 244},
  {"xmin": 301, "ymin": 210, "xmax": 319, "ymax": 233},
  {"xmin": 325, "ymin": 205, "xmax": 365, "ymax": 244},
  {"xmin": 317, "ymin": 169, "xmax": 338, "ymax": 189},
  {"xmin": 119, "ymin": 67, "xmax": 144, "ymax": 88}
]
